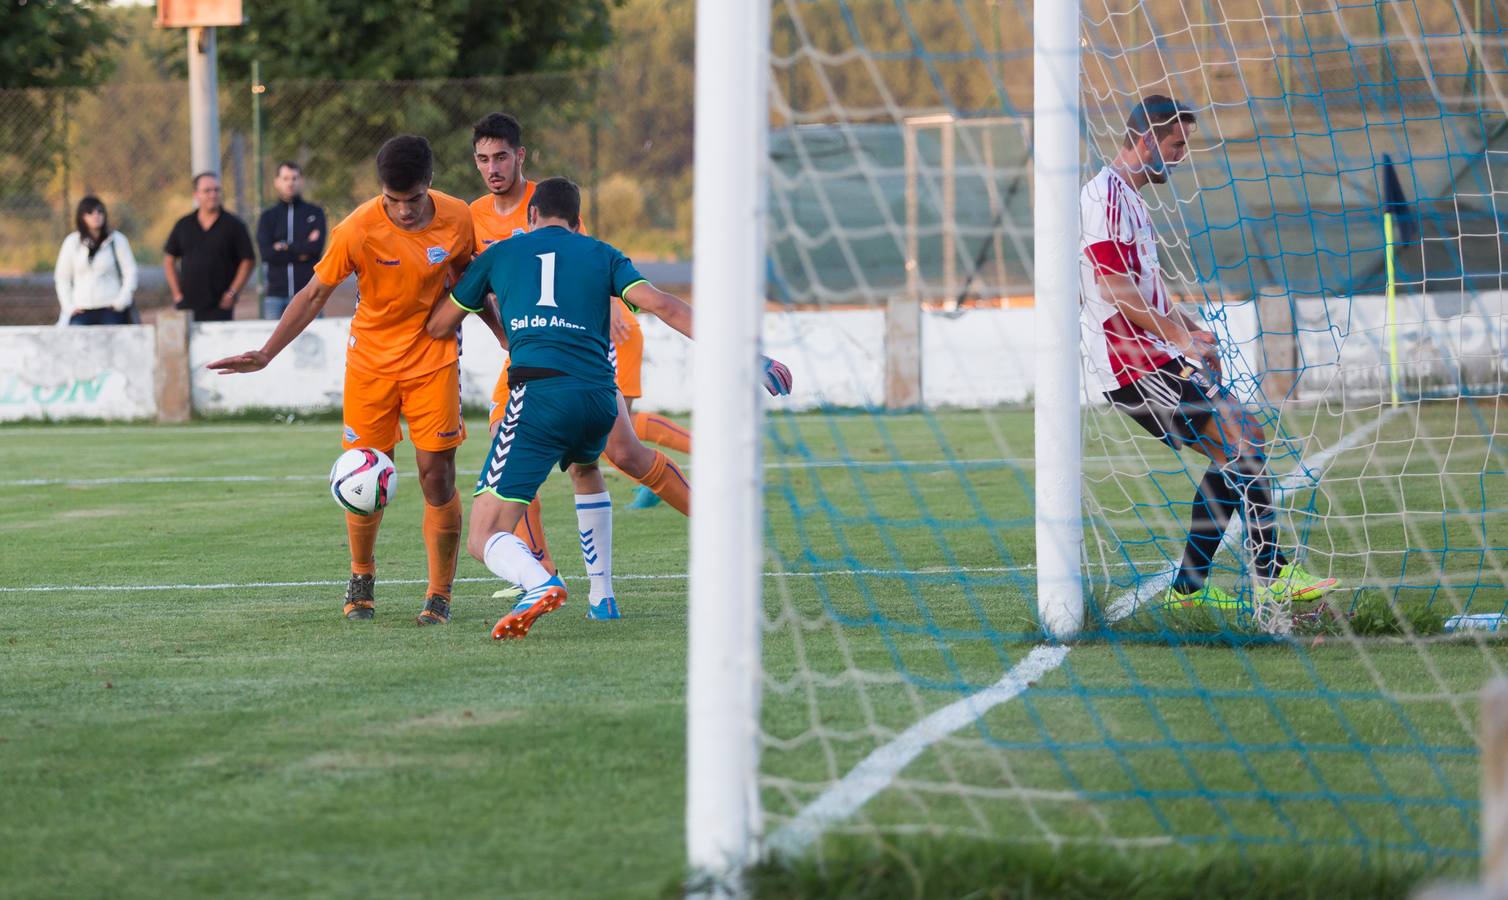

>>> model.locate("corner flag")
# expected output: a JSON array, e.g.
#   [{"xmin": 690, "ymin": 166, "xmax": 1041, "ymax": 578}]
[
  {"xmin": 1380, "ymin": 153, "xmax": 1414, "ymax": 408},
  {"xmin": 1381, "ymin": 153, "xmax": 1417, "ymax": 245}
]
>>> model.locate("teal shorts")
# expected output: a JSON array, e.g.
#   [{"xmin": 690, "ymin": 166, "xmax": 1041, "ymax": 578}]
[{"xmin": 473, "ymin": 376, "xmax": 618, "ymax": 503}]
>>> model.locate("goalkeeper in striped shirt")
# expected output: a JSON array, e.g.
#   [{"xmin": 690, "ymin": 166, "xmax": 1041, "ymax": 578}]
[{"xmin": 1079, "ymin": 96, "xmax": 1338, "ymax": 610}]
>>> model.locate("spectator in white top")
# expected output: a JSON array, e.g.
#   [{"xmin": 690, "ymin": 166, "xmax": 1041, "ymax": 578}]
[{"xmin": 54, "ymin": 196, "xmax": 138, "ymax": 326}]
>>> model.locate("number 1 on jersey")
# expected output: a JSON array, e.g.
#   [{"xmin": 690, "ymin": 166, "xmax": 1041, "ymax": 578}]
[{"xmin": 536, "ymin": 252, "xmax": 558, "ymax": 308}]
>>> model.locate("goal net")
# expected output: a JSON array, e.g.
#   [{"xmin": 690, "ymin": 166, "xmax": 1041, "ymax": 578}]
[{"xmin": 729, "ymin": 0, "xmax": 1508, "ymax": 887}]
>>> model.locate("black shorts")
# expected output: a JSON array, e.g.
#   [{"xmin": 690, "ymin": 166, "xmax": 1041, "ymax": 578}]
[{"xmin": 1104, "ymin": 358, "xmax": 1220, "ymax": 450}]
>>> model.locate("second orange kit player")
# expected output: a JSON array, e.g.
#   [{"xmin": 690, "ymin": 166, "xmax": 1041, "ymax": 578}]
[
  {"xmin": 208, "ymin": 135, "xmax": 485, "ymax": 626},
  {"xmin": 468, "ymin": 113, "xmax": 692, "ymax": 576}
]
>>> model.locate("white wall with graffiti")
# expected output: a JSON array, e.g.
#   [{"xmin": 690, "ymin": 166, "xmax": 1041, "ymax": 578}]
[
  {"xmin": 0, "ymin": 326, "xmax": 156, "ymax": 420},
  {"xmin": 0, "ymin": 293, "xmax": 1501, "ymax": 422}
]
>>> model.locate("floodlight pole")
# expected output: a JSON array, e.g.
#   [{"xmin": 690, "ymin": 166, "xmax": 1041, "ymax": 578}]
[
  {"xmin": 685, "ymin": 0, "xmax": 769, "ymax": 893},
  {"xmin": 188, "ymin": 26, "xmax": 220, "ymax": 177},
  {"xmin": 1032, "ymin": 0, "xmax": 1084, "ymax": 639}
]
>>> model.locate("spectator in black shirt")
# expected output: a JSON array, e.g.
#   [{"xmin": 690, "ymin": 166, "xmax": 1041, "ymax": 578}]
[
  {"xmin": 256, "ymin": 161, "xmax": 326, "ymax": 320},
  {"xmin": 163, "ymin": 172, "xmax": 255, "ymax": 321}
]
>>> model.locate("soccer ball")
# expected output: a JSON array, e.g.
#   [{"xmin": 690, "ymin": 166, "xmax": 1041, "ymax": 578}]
[{"xmin": 329, "ymin": 448, "xmax": 397, "ymax": 516}]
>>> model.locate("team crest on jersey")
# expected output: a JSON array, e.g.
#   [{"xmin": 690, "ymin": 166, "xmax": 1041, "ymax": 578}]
[{"xmin": 426, "ymin": 246, "xmax": 448, "ymax": 265}]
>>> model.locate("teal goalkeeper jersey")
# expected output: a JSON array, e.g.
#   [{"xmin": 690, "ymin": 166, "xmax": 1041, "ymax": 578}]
[{"xmin": 451, "ymin": 225, "xmax": 647, "ymax": 387}]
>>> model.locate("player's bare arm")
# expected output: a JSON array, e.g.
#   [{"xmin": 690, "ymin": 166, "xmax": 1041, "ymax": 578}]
[
  {"xmin": 622, "ymin": 283, "xmax": 693, "ymax": 340},
  {"xmin": 425, "ymin": 291, "xmax": 471, "ymax": 340},
  {"xmin": 1172, "ymin": 302, "xmax": 1220, "ymax": 373},
  {"xmin": 474, "ymin": 295, "xmax": 509, "ymax": 347},
  {"xmin": 1095, "ymin": 270, "xmax": 1217, "ymax": 371},
  {"xmin": 609, "ymin": 299, "xmax": 632, "ymax": 344},
  {"xmin": 423, "ymin": 287, "xmax": 510, "ymax": 348},
  {"xmin": 207, "ymin": 276, "xmax": 337, "ymax": 373},
  {"xmin": 623, "ymin": 281, "xmax": 793, "ymax": 395}
]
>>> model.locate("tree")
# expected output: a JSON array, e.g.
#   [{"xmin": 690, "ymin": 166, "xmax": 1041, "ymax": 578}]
[
  {"xmin": 214, "ymin": 0, "xmax": 619, "ymax": 82},
  {"xmin": 203, "ymin": 0, "xmax": 619, "ymax": 218},
  {"xmin": 0, "ymin": 0, "xmax": 118, "ymax": 90},
  {"xmin": 0, "ymin": 0, "xmax": 119, "ymax": 250}
]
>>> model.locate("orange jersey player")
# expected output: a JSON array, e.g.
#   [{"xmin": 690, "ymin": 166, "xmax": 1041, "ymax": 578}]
[
  {"xmin": 469, "ymin": 115, "xmax": 646, "ymax": 435},
  {"xmin": 467, "ymin": 113, "xmax": 694, "ymax": 620},
  {"xmin": 209, "ymin": 135, "xmax": 490, "ymax": 627},
  {"xmin": 428, "ymin": 176, "xmax": 793, "ymax": 637}
]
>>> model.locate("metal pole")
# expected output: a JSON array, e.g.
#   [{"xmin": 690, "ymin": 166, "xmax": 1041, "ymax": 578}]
[
  {"xmin": 588, "ymin": 69, "xmax": 600, "ymax": 236},
  {"xmin": 252, "ymin": 60, "xmax": 265, "ymax": 304},
  {"xmin": 60, "ymin": 91, "xmax": 71, "ymax": 233},
  {"xmin": 942, "ymin": 118, "xmax": 957, "ymax": 307},
  {"xmin": 685, "ymin": 0, "xmax": 769, "ymax": 893},
  {"xmin": 188, "ymin": 27, "xmax": 220, "ymax": 177},
  {"xmin": 1474, "ymin": 0, "xmax": 1484, "ymax": 104},
  {"xmin": 252, "ymin": 60, "xmax": 264, "ymax": 211},
  {"xmin": 905, "ymin": 121, "xmax": 920, "ymax": 307},
  {"xmin": 1280, "ymin": 0, "xmax": 1294, "ymax": 96},
  {"xmin": 1033, "ymin": 0, "xmax": 1084, "ymax": 638}
]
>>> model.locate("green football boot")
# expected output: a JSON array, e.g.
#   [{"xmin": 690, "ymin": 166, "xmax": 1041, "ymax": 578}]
[
  {"xmin": 1162, "ymin": 582, "xmax": 1246, "ymax": 610},
  {"xmin": 1260, "ymin": 562, "xmax": 1339, "ymax": 603}
]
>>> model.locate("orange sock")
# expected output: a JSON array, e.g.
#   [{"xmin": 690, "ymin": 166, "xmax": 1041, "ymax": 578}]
[
  {"xmin": 346, "ymin": 509, "xmax": 384, "ymax": 576},
  {"xmin": 511, "ymin": 496, "xmax": 556, "ymax": 575},
  {"xmin": 422, "ymin": 492, "xmax": 463, "ymax": 599},
  {"xmin": 639, "ymin": 450, "xmax": 691, "ymax": 516},
  {"xmin": 632, "ymin": 411, "xmax": 691, "ymax": 454}
]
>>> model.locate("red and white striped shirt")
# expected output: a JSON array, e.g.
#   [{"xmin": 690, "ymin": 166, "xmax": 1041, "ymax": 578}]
[{"xmin": 1078, "ymin": 165, "xmax": 1176, "ymax": 391}]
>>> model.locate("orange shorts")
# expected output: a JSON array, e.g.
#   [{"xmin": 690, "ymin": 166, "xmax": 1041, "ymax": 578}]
[
  {"xmin": 344, "ymin": 362, "xmax": 466, "ymax": 453},
  {"xmin": 487, "ymin": 299, "xmax": 643, "ymax": 429},
  {"xmin": 614, "ymin": 298, "xmax": 644, "ymax": 400}
]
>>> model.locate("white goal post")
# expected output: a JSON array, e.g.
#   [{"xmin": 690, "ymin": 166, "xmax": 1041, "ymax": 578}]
[
  {"xmin": 1032, "ymin": 0, "xmax": 1084, "ymax": 639},
  {"xmin": 684, "ymin": 0, "xmax": 1083, "ymax": 887},
  {"xmin": 685, "ymin": 0, "xmax": 770, "ymax": 894}
]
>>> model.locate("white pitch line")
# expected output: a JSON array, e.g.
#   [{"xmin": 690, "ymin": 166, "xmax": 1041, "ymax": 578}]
[
  {"xmin": 0, "ymin": 563, "xmax": 1081, "ymax": 595},
  {"xmin": 766, "ymin": 645, "xmax": 1071, "ymax": 857},
  {"xmin": 0, "ymin": 458, "xmax": 1050, "ymax": 488},
  {"xmin": 0, "ymin": 474, "xmax": 326, "ymax": 487},
  {"xmin": 0, "ymin": 422, "xmax": 332, "ymax": 437},
  {"xmin": 4, "ymin": 427, "xmax": 1430, "ymax": 489},
  {"xmin": 771, "ymin": 407, "xmax": 1408, "ymax": 857},
  {"xmin": 5, "ymin": 452, "xmax": 1223, "ymax": 488}
]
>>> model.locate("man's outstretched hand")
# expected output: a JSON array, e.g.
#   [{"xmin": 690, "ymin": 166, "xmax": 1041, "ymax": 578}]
[
  {"xmin": 762, "ymin": 356, "xmax": 793, "ymax": 397},
  {"xmin": 207, "ymin": 350, "xmax": 271, "ymax": 374}
]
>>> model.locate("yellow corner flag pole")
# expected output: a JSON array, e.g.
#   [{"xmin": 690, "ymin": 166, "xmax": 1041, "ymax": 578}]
[{"xmin": 1384, "ymin": 211, "xmax": 1400, "ymax": 408}]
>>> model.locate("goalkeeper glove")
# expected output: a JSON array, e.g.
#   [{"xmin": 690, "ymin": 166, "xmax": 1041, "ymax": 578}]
[{"xmin": 762, "ymin": 356, "xmax": 793, "ymax": 396}]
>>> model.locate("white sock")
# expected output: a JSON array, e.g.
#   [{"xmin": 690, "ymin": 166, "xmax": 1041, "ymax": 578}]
[
  {"xmin": 575, "ymin": 492, "xmax": 613, "ymax": 603},
  {"xmin": 483, "ymin": 532, "xmax": 551, "ymax": 593}
]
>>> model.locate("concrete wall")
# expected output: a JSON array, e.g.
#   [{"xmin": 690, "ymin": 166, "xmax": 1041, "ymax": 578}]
[
  {"xmin": 1222, "ymin": 290, "xmax": 1507, "ymax": 403},
  {"xmin": 0, "ymin": 325, "xmax": 156, "ymax": 420},
  {"xmin": 0, "ymin": 308, "xmax": 1039, "ymax": 421},
  {"xmin": 0, "ymin": 294, "xmax": 1500, "ymax": 422}
]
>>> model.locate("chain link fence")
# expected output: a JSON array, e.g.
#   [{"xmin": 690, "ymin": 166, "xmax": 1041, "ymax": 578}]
[{"xmin": 0, "ymin": 70, "xmax": 692, "ymax": 324}]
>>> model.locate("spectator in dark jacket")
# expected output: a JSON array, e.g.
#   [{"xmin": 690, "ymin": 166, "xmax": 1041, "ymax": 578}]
[{"xmin": 256, "ymin": 161, "xmax": 327, "ymax": 320}]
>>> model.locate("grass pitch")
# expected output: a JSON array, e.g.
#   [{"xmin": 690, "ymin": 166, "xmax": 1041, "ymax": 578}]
[{"xmin": 1, "ymin": 402, "xmax": 1502, "ymax": 897}]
